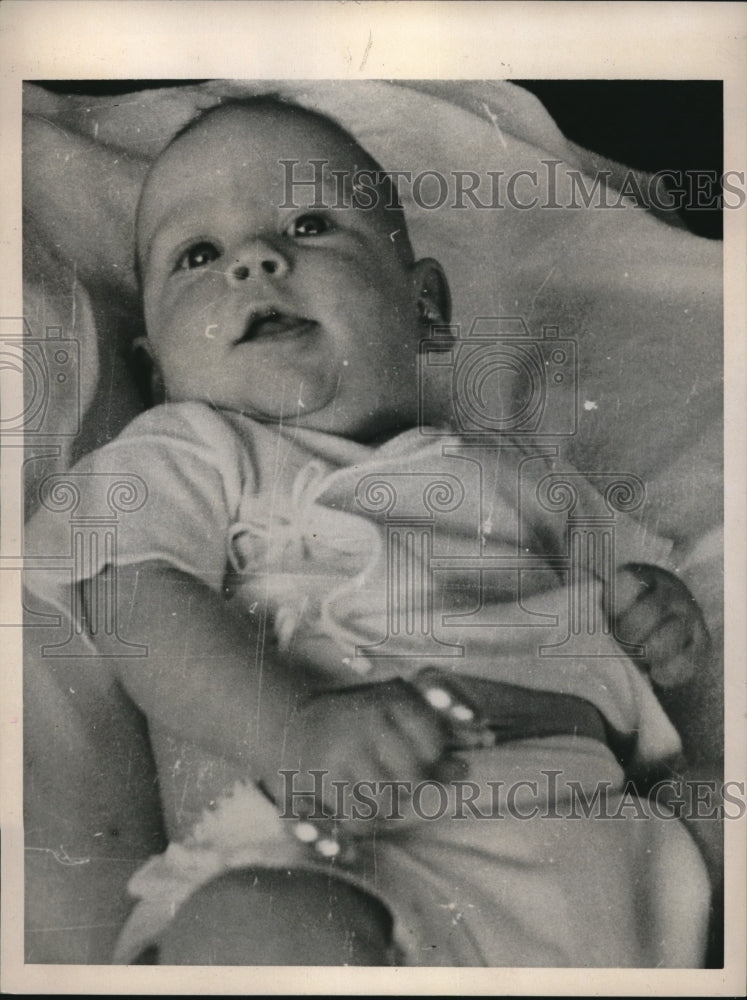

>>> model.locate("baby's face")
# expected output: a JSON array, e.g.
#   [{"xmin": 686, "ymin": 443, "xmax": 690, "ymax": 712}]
[{"xmin": 138, "ymin": 106, "xmax": 443, "ymax": 440}]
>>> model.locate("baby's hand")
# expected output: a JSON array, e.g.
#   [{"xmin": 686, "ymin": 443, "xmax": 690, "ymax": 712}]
[
  {"xmin": 266, "ymin": 678, "xmax": 480, "ymax": 850},
  {"xmin": 609, "ymin": 564, "xmax": 710, "ymax": 688}
]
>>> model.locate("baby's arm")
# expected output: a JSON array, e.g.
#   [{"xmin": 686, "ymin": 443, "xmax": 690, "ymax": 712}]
[
  {"xmin": 415, "ymin": 564, "xmax": 710, "ymax": 736},
  {"xmin": 89, "ymin": 561, "xmax": 300, "ymax": 778},
  {"xmin": 88, "ymin": 560, "xmax": 456, "ymax": 822}
]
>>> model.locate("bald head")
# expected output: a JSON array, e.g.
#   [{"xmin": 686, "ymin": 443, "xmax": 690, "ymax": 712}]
[
  {"xmin": 136, "ymin": 96, "xmax": 414, "ymax": 276},
  {"xmin": 132, "ymin": 94, "xmax": 450, "ymax": 440}
]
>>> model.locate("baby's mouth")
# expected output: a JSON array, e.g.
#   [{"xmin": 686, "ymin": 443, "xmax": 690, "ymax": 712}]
[{"xmin": 236, "ymin": 308, "xmax": 317, "ymax": 344}]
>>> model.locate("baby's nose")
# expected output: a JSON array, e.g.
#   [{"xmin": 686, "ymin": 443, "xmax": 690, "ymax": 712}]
[{"xmin": 227, "ymin": 240, "xmax": 289, "ymax": 285}]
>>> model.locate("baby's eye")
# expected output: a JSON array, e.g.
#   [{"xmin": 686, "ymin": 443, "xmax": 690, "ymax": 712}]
[
  {"xmin": 176, "ymin": 242, "xmax": 220, "ymax": 271},
  {"xmin": 289, "ymin": 214, "xmax": 331, "ymax": 238}
]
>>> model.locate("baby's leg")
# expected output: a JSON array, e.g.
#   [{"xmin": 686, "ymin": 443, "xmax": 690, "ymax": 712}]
[{"xmin": 157, "ymin": 868, "xmax": 394, "ymax": 965}]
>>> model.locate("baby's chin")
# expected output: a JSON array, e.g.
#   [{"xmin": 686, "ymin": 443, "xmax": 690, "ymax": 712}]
[
  {"xmin": 195, "ymin": 394, "xmax": 331, "ymax": 434},
  {"xmin": 209, "ymin": 398, "xmax": 416, "ymax": 444},
  {"xmin": 175, "ymin": 370, "xmax": 341, "ymax": 425},
  {"xmin": 288, "ymin": 401, "xmax": 420, "ymax": 443}
]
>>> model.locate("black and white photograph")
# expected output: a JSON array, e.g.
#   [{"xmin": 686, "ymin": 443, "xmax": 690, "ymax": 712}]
[{"xmin": 2, "ymin": 2, "xmax": 745, "ymax": 994}]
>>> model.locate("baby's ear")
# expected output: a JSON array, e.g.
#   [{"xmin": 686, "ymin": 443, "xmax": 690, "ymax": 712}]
[
  {"xmin": 412, "ymin": 258, "xmax": 451, "ymax": 327},
  {"xmin": 131, "ymin": 336, "xmax": 167, "ymax": 407}
]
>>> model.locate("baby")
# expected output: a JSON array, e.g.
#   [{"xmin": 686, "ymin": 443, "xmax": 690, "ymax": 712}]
[{"xmin": 25, "ymin": 97, "xmax": 710, "ymax": 967}]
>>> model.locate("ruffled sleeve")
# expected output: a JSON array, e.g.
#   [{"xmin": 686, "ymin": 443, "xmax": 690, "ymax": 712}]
[{"xmin": 24, "ymin": 402, "xmax": 257, "ymax": 618}]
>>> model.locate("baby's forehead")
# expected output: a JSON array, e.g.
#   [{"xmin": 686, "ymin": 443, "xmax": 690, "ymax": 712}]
[
  {"xmin": 145, "ymin": 106, "xmax": 375, "ymax": 209},
  {"xmin": 138, "ymin": 103, "xmax": 402, "ymax": 256},
  {"xmin": 177, "ymin": 104, "xmax": 367, "ymax": 170}
]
